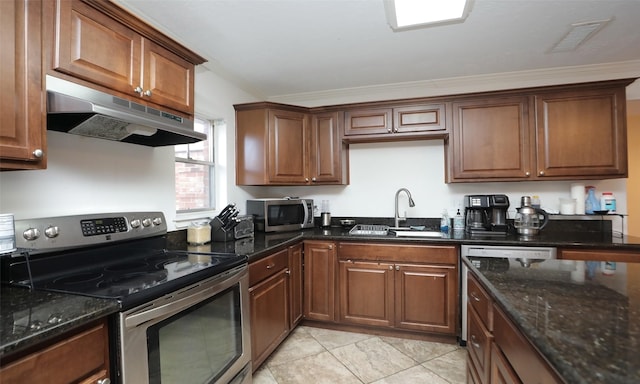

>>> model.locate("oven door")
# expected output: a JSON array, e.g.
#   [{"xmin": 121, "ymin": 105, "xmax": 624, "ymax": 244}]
[{"xmin": 117, "ymin": 264, "xmax": 251, "ymax": 384}]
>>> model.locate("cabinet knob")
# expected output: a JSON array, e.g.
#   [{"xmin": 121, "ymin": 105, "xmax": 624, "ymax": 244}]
[
  {"xmin": 387, "ymin": 128, "xmax": 392, "ymax": 133},
  {"xmin": 143, "ymin": 89, "xmax": 152, "ymax": 97},
  {"xmin": 285, "ymin": 269, "xmax": 291, "ymax": 275},
  {"xmin": 525, "ymin": 171, "xmax": 530, "ymax": 176},
  {"xmin": 266, "ymin": 263, "xmax": 276, "ymax": 269},
  {"xmin": 97, "ymin": 379, "xmax": 111, "ymax": 384},
  {"xmin": 539, "ymin": 171, "xmax": 545, "ymax": 176},
  {"xmin": 305, "ymin": 178, "xmax": 309, "ymax": 182},
  {"xmin": 32, "ymin": 149, "xmax": 44, "ymax": 158},
  {"xmin": 389, "ymin": 265, "xmax": 393, "ymax": 270},
  {"xmin": 328, "ymin": 245, "xmax": 333, "ymax": 250},
  {"xmin": 311, "ymin": 177, "xmax": 317, "ymax": 182},
  {"xmin": 395, "ymin": 265, "xmax": 400, "ymax": 271},
  {"xmin": 134, "ymin": 86, "xmax": 143, "ymax": 94}
]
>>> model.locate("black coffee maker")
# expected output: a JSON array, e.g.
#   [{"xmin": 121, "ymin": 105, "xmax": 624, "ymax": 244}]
[{"xmin": 464, "ymin": 194, "xmax": 510, "ymax": 236}]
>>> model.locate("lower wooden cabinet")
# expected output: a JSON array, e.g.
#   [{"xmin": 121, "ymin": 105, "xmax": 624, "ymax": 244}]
[
  {"xmin": 249, "ymin": 266, "xmax": 289, "ymax": 369},
  {"xmin": 249, "ymin": 244, "xmax": 303, "ymax": 371},
  {"xmin": 338, "ymin": 242, "xmax": 458, "ymax": 336},
  {"xmin": 490, "ymin": 342, "xmax": 521, "ymax": 384},
  {"xmin": 303, "ymin": 240, "xmax": 337, "ymax": 322},
  {"xmin": 466, "ymin": 269, "xmax": 563, "ymax": 384},
  {"xmin": 0, "ymin": 319, "xmax": 110, "ymax": 384}
]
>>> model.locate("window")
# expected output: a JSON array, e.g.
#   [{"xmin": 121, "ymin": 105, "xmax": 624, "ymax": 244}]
[{"xmin": 175, "ymin": 117, "xmax": 215, "ymax": 213}]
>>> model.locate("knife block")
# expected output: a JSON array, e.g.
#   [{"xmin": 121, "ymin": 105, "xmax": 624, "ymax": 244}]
[{"xmin": 210, "ymin": 217, "xmax": 236, "ymax": 242}]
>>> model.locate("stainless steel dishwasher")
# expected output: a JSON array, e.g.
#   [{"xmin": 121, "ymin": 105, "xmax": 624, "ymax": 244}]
[{"xmin": 460, "ymin": 244, "xmax": 557, "ymax": 345}]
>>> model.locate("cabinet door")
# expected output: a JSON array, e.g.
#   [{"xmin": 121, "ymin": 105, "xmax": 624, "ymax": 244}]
[
  {"xmin": 0, "ymin": 320, "xmax": 110, "ymax": 384},
  {"xmin": 450, "ymin": 97, "xmax": 532, "ymax": 181},
  {"xmin": 339, "ymin": 260, "xmax": 394, "ymax": 327},
  {"xmin": 54, "ymin": 0, "xmax": 142, "ymax": 98},
  {"xmin": 268, "ymin": 109, "xmax": 310, "ymax": 184},
  {"xmin": 249, "ymin": 269, "xmax": 290, "ymax": 370},
  {"xmin": 303, "ymin": 241, "xmax": 336, "ymax": 322},
  {"xmin": 310, "ymin": 111, "xmax": 346, "ymax": 184},
  {"xmin": 344, "ymin": 107, "xmax": 393, "ymax": 136},
  {"xmin": 142, "ymin": 39, "xmax": 194, "ymax": 114},
  {"xmin": 394, "ymin": 103, "xmax": 447, "ymax": 134},
  {"xmin": 288, "ymin": 243, "xmax": 304, "ymax": 327},
  {"xmin": 468, "ymin": 304, "xmax": 493, "ymax": 384},
  {"xmin": 0, "ymin": 0, "xmax": 46, "ymax": 170},
  {"xmin": 395, "ymin": 263, "xmax": 457, "ymax": 334},
  {"xmin": 490, "ymin": 342, "xmax": 522, "ymax": 384},
  {"xmin": 535, "ymin": 86, "xmax": 627, "ymax": 178}
]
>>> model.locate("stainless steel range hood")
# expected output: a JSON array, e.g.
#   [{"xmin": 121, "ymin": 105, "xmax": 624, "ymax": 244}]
[{"xmin": 46, "ymin": 76, "xmax": 206, "ymax": 147}]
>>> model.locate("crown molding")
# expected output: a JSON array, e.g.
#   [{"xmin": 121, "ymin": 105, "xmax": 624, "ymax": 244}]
[{"xmin": 268, "ymin": 60, "xmax": 640, "ymax": 107}]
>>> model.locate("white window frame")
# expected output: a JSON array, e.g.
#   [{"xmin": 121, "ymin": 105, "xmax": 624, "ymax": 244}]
[{"xmin": 175, "ymin": 117, "xmax": 215, "ymax": 224}]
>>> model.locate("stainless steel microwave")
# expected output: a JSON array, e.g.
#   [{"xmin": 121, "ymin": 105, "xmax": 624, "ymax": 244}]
[{"xmin": 246, "ymin": 198, "xmax": 314, "ymax": 232}]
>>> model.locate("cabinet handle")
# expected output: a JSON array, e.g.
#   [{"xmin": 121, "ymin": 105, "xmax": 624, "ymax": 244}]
[
  {"xmin": 469, "ymin": 291, "xmax": 481, "ymax": 302},
  {"xmin": 470, "ymin": 334, "xmax": 481, "ymax": 349},
  {"xmin": 539, "ymin": 171, "xmax": 545, "ymax": 176},
  {"xmin": 134, "ymin": 86, "xmax": 143, "ymax": 94},
  {"xmin": 32, "ymin": 149, "xmax": 44, "ymax": 158},
  {"xmin": 266, "ymin": 263, "xmax": 276, "ymax": 269},
  {"xmin": 143, "ymin": 89, "xmax": 152, "ymax": 97},
  {"xmin": 97, "ymin": 379, "xmax": 111, "ymax": 384}
]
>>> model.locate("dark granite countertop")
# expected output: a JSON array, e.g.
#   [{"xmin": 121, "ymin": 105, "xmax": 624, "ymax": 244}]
[
  {"xmin": 464, "ymin": 256, "xmax": 640, "ymax": 384},
  {"xmin": 0, "ymin": 286, "xmax": 119, "ymax": 360}
]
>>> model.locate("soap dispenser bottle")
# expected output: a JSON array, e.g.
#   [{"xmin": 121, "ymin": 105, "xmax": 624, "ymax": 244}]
[{"xmin": 585, "ymin": 186, "xmax": 599, "ymax": 214}]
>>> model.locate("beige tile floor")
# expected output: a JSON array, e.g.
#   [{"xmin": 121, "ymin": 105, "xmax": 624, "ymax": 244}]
[{"xmin": 252, "ymin": 326, "xmax": 467, "ymax": 384}]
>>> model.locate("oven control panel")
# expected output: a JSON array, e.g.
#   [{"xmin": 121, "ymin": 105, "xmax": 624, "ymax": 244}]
[
  {"xmin": 12, "ymin": 212, "xmax": 167, "ymax": 253},
  {"xmin": 81, "ymin": 217, "xmax": 129, "ymax": 236}
]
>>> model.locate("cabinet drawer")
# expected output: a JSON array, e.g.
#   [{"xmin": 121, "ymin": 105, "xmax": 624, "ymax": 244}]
[
  {"xmin": 0, "ymin": 321, "xmax": 109, "ymax": 384},
  {"xmin": 338, "ymin": 242, "xmax": 458, "ymax": 264},
  {"xmin": 467, "ymin": 304, "xmax": 492, "ymax": 384},
  {"xmin": 467, "ymin": 273, "xmax": 492, "ymax": 330},
  {"xmin": 250, "ymin": 248, "xmax": 289, "ymax": 286},
  {"xmin": 493, "ymin": 305, "xmax": 562, "ymax": 384}
]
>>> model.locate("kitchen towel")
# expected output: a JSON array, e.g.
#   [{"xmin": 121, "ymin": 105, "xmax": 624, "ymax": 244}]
[{"xmin": 570, "ymin": 183, "xmax": 586, "ymax": 215}]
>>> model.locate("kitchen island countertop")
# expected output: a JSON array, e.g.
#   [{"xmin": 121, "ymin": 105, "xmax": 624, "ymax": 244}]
[
  {"xmin": 464, "ymin": 256, "xmax": 640, "ymax": 384},
  {"xmin": 0, "ymin": 286, "xmax": 119, "ymax": 360}
]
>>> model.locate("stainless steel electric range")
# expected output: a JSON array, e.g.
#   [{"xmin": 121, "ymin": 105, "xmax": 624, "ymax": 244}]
[{"xmin": 1, "ymin": 212, "xmax": 252, "ymax": 384}]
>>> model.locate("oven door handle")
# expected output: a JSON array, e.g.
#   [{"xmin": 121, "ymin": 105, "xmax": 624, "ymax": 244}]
[{"xmin": 125, "ymin": 268, "xmax": 245, "ymax": 328}]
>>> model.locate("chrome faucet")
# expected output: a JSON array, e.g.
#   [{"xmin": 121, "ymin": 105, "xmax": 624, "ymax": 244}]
[{"xmin": 394, "ymin": 188, "xmax": 416, "ymax": 227}]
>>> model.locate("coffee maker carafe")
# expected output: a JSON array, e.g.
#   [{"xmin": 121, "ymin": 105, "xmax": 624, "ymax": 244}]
[
  {"xmin": 514, "ymin": 196, "xmax": 549, "ymax": 237},
  {"xmin": 464, "ymin": 195, "xmax": 510, "ymax": 236}
]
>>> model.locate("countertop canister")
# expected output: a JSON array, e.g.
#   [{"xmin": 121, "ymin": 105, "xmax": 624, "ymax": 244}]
[{"xmin": 570, "ymin": 183, "xmax": 586, "ymax": 215}]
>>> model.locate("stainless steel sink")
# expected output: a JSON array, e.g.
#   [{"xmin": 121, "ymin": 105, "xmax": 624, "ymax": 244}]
[{"xmin": 348, "ymin": 224, "xmax": 444, "ymax": 238}]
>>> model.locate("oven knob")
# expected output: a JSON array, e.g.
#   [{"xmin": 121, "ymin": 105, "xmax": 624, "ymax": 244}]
[
  {"xmin": 142, "ymin": 218, "xmax": 152, "ymax": 227},
  {"xmin": 130, "ymin": 219, "xmax": 141, "ymax": 228},
  {"xmin": 152, "ymin": 217, "xmax": 163, "ymax": 226},
  {"xmin": 23, "ymin": 227, "xmax": 40, "ymax": 241},
  {"xmin": 44, "ymin": 225, "xmax": 60, "ymax": 238}
]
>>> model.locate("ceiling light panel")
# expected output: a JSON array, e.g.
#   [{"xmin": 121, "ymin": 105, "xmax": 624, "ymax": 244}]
[{"xmin": 385, "ymin": 0, "xmax": 471, "ymax": 31}]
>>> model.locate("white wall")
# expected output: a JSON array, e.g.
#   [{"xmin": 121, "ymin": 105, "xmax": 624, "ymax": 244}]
[{"xmin": 235, "ymin": 140, "xmax": 628, "ymax": 222}]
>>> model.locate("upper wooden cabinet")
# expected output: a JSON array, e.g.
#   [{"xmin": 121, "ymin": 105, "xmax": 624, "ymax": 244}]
[
  {"xmin": 449, "ymin": 96, "xmax": 531, "ymax": 181},
  {"xmin": 50, "ymin": 0, "xmax": 204, "ymax": 115},
  {"xmin": 534, "ymin": 85, "xmax": 628, "ymax": 179},
  {"xmin": 447, "ymin": 80, "xmax": 633, "ymax": 182},
  {"xmin": 0, "ymin": 0, "xmax": 47, "ymax": 170},
  {"xmin": 343, "ymin": 103, "xmax": 447, "ymax": 142},
  {"xmin": 235, "ymin": 103, "xmax": 348, "ymax": 186}
]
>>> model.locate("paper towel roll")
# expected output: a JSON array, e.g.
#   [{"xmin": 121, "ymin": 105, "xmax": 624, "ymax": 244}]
[{"xmin": 571, "ymin": 183, "xmax": 586, "ymax": 214}]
